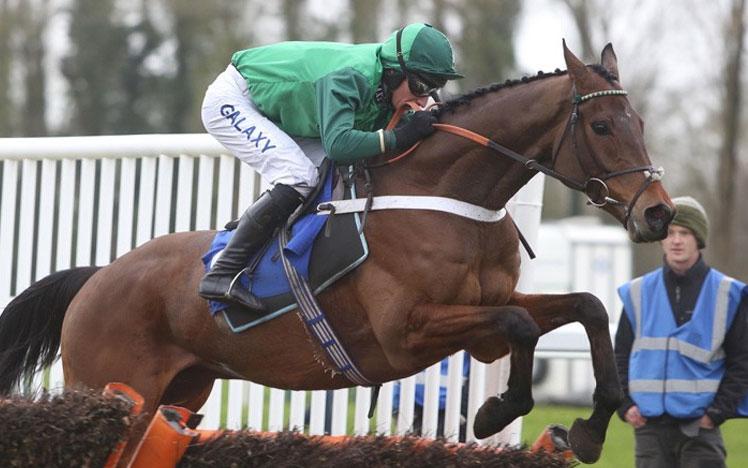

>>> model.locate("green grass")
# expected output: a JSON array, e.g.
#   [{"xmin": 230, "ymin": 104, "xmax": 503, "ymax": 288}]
[{"xmin": 522, "ymin": 404, "xmax": 748, "ymax": 467}]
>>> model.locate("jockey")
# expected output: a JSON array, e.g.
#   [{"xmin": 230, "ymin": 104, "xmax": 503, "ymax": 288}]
[{"xmin": 199, "ymin": 23, "xmax": 463, "ymax": 310}]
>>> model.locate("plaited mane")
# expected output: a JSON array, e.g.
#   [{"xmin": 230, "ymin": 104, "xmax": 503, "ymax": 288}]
[{"xmin": 437, "ymin": 64, "xmax": 618, "ymax": 116}]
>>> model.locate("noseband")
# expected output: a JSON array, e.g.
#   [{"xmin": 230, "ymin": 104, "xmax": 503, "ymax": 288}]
[{"xmin": 549, "ymin": 89, "xmax": 664, "ymax": 227}]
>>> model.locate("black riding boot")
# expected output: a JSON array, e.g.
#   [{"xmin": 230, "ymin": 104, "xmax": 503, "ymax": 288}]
[{"xmin": 198, "ymin": 184, "xmax": 304, "ymax": 309}]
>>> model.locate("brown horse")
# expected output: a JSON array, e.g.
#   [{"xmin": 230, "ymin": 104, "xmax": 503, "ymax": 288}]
[{"xmin": 0, "ymin": 43, "xmax": 672, "ymax": 463}]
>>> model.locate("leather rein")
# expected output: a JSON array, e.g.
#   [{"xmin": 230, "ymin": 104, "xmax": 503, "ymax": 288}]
[{"xmin": 370, "ymin": 88, "xmax": 664, "ymax": 227}]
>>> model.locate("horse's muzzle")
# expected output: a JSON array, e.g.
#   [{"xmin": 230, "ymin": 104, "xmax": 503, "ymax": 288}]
[
  {"xmin": 644, "ymin": 203, "xmax": 674, "ymax": 238},
  {"xmin": 626, "ymin": 202, "xmax": 674, "ymax": 243},
  {"xmin": 623, "ymin": 203, "xmax": 672, "ymax": 243}
]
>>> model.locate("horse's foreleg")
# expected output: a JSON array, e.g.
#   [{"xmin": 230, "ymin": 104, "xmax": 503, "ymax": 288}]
[
  {"xmin": 471, "ymin": 332, "xmax": 540, "ymax": 439},
  {"xmin": 510, "ymin": 291, "xmax": 622, "ymax": 464},
  {"xmin": 404, "ymin": 303, "xmax": 541, "ymax": 439}
]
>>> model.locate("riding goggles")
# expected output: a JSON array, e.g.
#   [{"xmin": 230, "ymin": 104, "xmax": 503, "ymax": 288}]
[{"xmin": 406, "ymin": 72, "xmax": 447, "ymax": 97}]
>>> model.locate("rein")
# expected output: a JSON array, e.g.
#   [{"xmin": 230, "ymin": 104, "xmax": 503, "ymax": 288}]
[
  {"xmin": 364, "ymin": 104, "xmax": 424, "ymax": 168},
  {"xmin": 371, "ymin": 89, "xmax": 663, "ymax": 227}
]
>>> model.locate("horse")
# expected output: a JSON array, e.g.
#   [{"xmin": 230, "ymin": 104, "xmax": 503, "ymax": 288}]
[{"xmin": 0, "ymin": 42, "xmax": 673, "ymax": 464}]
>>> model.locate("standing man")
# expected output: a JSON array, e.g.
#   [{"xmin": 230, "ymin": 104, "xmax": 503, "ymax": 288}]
[{"xmin": 615, "ymin": 196, "xmax": 748, "ymax": 468}]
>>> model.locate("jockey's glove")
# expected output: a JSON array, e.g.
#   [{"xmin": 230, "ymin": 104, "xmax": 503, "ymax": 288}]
[{"xmin": 393, "ymin": 110, "xmax": 437, "ymax": 151}]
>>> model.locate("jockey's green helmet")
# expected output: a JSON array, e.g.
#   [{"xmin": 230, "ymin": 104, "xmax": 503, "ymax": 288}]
[{"xmin": 380, "ymin": 23, "xmax": 463, "ymax": 81}]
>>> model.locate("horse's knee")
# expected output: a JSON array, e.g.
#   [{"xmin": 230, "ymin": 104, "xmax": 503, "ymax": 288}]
[
  {"xmin": 594, "ymin": 383, "xmax": 623, "ymax": 412},
  {"xmin": 574, "ymin": 293, "xmax": 609, "ymax": 329}
]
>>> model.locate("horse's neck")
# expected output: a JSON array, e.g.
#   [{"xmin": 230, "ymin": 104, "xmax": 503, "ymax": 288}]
[{"xmin": 378, "ymin": 77, "xmax": 571, "ymax": 211}]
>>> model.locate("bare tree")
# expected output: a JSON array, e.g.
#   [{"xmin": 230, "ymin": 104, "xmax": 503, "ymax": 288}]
[
  {"xmin": 397, "ymin": 0, "xmax": 414, "ymax": 23},
  {"xmin": 453, "ymin": 0, "xmax": 521, "ymax": 89},
  {"xmin": 164, "ymin": 0, "xmax": 247, "ymax": 132},
  {"xmin": 350, "ymin": 0, "xmax": 378, "ymax": 42},
  {"xmin": 714, "ymin": 0, "xmax": 746, "ymax": 271},
  {"xmin": 0, "ymin": 0, "xmax": 13, "ymax": 135},
  {"xmin": 283, "ymin": 0, "xmax": 304, "ymax": 40},
  {"xmin": 431, "ymin": 0, "xmax": 448, "ymax": 33},
  {"xmin": 560, "ymin": 0, "xmax": 596, "ymax": 61},
  {"xmin": 17, "ymin": 0, "xmax": 50, "ymax": 137}
]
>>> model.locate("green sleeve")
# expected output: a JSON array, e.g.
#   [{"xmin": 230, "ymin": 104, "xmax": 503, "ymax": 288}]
[{"xmin": 315, "ymin": 69, "xmax": 395, "ymax": 161}]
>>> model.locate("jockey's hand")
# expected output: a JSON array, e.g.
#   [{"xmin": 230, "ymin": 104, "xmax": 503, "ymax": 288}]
[{"xmin": 393, "ymin": 111, "xmax": 437, "ymax": 151}]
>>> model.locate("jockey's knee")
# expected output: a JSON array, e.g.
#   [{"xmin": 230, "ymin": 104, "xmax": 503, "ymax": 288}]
[{"xmin": 269, "ymin": 161, "xmax": 319, "ymax": 197}]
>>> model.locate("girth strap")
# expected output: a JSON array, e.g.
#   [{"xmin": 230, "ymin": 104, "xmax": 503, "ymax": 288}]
[
  {"xmin": 317, "ymin": 196, "xmax": 507, "ymax": 223},
  {"xmin": 278, "ymin": 226, "xmax": 374, "ymax": 387}
]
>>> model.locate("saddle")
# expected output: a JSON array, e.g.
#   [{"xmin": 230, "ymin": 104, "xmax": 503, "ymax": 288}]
[{"xmin": 202, "ymin": 162, "xmax": 368, "ymax": 332}]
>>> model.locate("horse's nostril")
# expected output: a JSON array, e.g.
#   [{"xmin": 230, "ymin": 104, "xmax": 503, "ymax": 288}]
[{"xmin": 644, "ymin": 203, "xmax": 674, "ymax": 231}]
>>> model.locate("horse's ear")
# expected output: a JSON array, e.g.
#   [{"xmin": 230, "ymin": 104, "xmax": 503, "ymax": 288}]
[
  {"xmin": 601, "ymin": 43, "xmax": 620, "ymax": 83},
  {"xmin": 562, "ymin": 39, "xmax": 593, "ymax": 89}
]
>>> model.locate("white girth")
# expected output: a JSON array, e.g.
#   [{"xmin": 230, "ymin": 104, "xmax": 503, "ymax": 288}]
[{"xmin": 316, "ymin": 196, "xmax": 507, "ymax": 223}]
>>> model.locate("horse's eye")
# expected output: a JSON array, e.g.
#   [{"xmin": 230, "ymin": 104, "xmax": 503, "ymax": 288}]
[{"xmin": 591, "ymin": 121, "xmax": 610, "ymax": 135}]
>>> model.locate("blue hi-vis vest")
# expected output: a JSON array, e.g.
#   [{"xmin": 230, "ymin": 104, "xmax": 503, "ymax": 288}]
[{"xmin": 618, "ymin": 268, "xmax": 748, "ymax": 419}]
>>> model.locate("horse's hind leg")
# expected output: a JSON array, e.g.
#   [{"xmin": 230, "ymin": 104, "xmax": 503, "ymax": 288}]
[
  {"xmin": 510, "ymin": 291, "xmax": 622, "ymax": 464},
  {"xmin": 63, "ymin": 338, "xmax": 211, "ymax": 465},
  {"xmin": 161, "ymin": 365, "xmax": 218, "ymax": 411}
]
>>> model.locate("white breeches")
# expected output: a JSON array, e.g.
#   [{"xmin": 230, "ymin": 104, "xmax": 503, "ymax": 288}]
[{"xmin": 201, "ymin": 65, "xmax": 319, "ymax": 196}]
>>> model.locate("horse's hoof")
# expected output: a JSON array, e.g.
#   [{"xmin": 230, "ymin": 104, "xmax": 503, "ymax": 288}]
[
  {"xmin": 473, "ymin": 396, "xmax": 502, "ymax": 439},
  {"xmin": 568, "ymin": 418, "xmax": 604, "ymax": 464},
  {"xmin": 473, "ymin": 395, "xmax": 531, "ymax": 439}
]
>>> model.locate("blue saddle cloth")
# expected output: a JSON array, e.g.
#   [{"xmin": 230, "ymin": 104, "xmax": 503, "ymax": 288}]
[{"xmin": 202, "ymin": 170, "xmax": 333, "ymax": 316}]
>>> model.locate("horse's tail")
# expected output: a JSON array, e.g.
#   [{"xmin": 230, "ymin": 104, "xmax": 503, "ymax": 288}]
[{"xmin": 0, "ymin": 266, "xmax": 101, "ymax": 395}]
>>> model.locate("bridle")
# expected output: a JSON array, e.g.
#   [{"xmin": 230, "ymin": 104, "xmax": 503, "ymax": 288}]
[
  {"xmin": 373, "ymin": 86, "xmax": 664, "ymax": 228},
  {"xmin": 547, "ymin": 88, "xmax": 664, "ymax": 227}
]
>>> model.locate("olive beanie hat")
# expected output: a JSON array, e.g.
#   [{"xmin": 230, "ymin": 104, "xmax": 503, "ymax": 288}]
[{"xmin": 671, "ymin": 196, "xmax": 708, "ymax": 249}]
